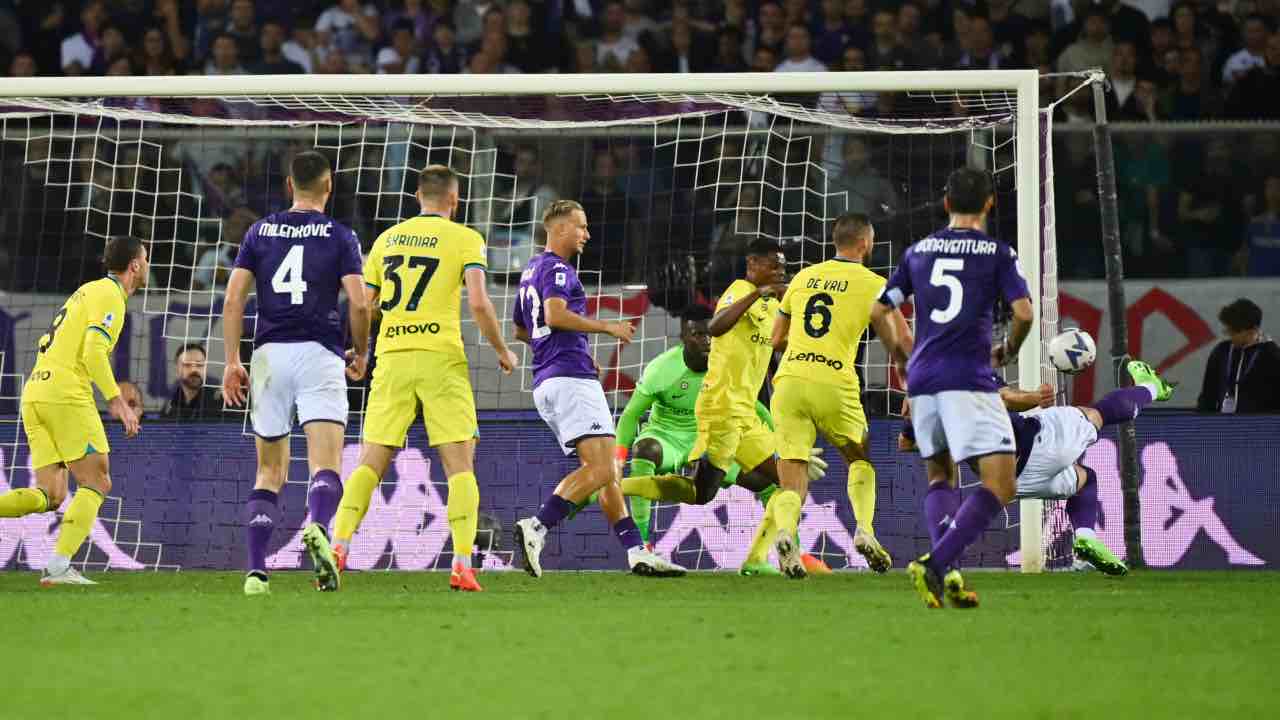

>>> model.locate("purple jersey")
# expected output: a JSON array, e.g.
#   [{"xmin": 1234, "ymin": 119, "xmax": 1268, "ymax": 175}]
[
  {"xmin": 513, "ymin": 251, "xmax": 597, "ymax": 388},
  {"xmin": 879, "ymin": 227, "xmax": 1030, "ymax": 396},
  {"xmin": 234, "ymin": 209, "xmax": 363, "ymax": 357}
]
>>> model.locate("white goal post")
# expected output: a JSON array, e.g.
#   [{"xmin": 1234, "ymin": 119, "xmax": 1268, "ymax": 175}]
[{"xmin": 0, "ymin": 70, "xmax": 1051, "ymax": 571}]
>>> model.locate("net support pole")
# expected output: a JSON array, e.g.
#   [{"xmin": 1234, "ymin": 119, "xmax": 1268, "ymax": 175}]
[
  {"xmin": 1090, "ymin": 75, "xmax": 1144, "ymax": 567},
  {"xmin": 1015, "ymin": 72, "xmax": 1044, "ymax": 573}
]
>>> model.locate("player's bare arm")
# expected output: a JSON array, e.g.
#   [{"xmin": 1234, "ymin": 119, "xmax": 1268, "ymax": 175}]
[
  {"xmin": 707, "ymin": 284, "xmax": 783, "ymax": 337},
  {"xmin": 992, "ymin": 296, "xmax": 1034, "ymax": 367},
  {"xmin": 998, "ymin": 384, "xmax": 1055, "ymax": 412},
  {"xmin": 221, "ymin": 266, "xmax": 254, "ymax": 407},
  {"xmin": 513, "ymin": 324, "xmax": 531, "ymax": 344},
  {"xmin": 464, "ymin": 267, "xmax": 518, "ymax": 373},
  {"xmin": 340, "ymin": 273, "xmax": 371, "ymax": 380},
  {"xmin": 871, "ymin": 300, "xmax": 910, "ymax": 380},
  {"xmin": 543, "ymin": 296, "xmax": 634, "ymax": 343}
]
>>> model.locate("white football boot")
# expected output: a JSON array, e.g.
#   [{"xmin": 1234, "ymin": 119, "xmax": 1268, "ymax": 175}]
[
  {"xmin": 513, "ymin": 518, "xmax": 546, "ymax": 578},
  {"xmin": 628, "ymin": 546, "xmax": 686, "ymax": 577},
  {"xmin": 40, "ymin": 565, "xmax": 97, "ymax": 587}
]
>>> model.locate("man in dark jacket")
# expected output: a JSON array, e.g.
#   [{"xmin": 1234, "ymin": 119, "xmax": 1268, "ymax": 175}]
[
  {"xmin": 162, "ymin": 343, "xmax": 228, "ymax": 419},
  {"xmin": 1197, "ymin": 298, "xmax": 1280, "ymax": 413}
]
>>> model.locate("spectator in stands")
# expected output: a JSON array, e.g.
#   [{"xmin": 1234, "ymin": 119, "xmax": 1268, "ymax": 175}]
[
  {"xmin": 150, "ymin": 0, "xmax": 191, "ymax": 67},
  {"xmin": 666, "ymin": 20, "xmax": 710, "ymax": 73},
  {"xmin": 225, "ymin": 0, "xmax": 260, "ymax": 66},
  {"xmin": 114, "ymin": 381, "xmax": 145, "ymax": 424},
  {"xmin": 712, "ymin": 27, "xmax": 748, "ymax": 72},
  {"xmin": 489, "ymin": 145, "xmax": 560, "ymax": 272},
  {"xmin": 193, "ymin": 205, "xmax": 256, "ymax": 291},
  {"xmin": 16, "ymin": 3, "xmax": 70, "ymax": 76},
  {"xmin": 1227, "ymin": 33, "xmax": 1280, "ymax": 119},
  {"xmin": 896, "ymin": 1, "xmax": 936, "ymax": 68},
  {"xmin": 1238, "ymin": 176, "xmax": 1280, "ymax": 277},
  {"xmin": 1197, "ymin": 298, "xmax": 1280, "ymax": 414},
  {"xmin": 579, "ymin": 149, "xmax": 640, "ymax": 283},
  {"xmin": 1221, "ymin": 15, "xmax": 1271, "ymax": 87},
  {"xmin": 1097, "ymin": 0, "xmax": 1151, "ymax": 55},
  {"xmin": 90, "ymin": 23, "xmax": 129, "ymax": 75},
  {"xmin": 755, "ymin": 2, "xmax": 787, "ymax": 57},
  {"xmin": 163, "ymin": 344, "xmax": 227, "ymax": 420},
  {"xmin": 9, "ymin": 51, "xmax": 35, "ymax": 77},
  {"xmin": 811, "ymin": 0, "xmax": 851, "ymax": 67},
  {"xmin": 988, "ymin": 0, "xmax": 1033, "ymax": 67},
  {"xmin": 1148, "ymin": 18, "xmax": 1175, "ymax": 85},
  {"xmin": 956, "ymin": 13, "xmax": 1005, "ymax": 70},
  {"xmin": 1024, "ymin": 20, "xmax": 1053, "ymax": 69},
  {"xmin": 315, "ymin": 0, "xmax": 380, "ymax": 74},
  {"xmin": 1161, "ymin": 44, "xmax": 1222, "ymax": 119},
  {"xmin": 192, "ymin": 0, "xmax": 230, "ymax": 66},
  {"xmin": 376, "ymin": 19, "xmax": 421, "ymax": 73},
  {"xmin": 1114, "ymin": 129, "xmax": 1171, "ymax": 277},
  {"xmin": 1057, "ymin": 7, "xmax": 1114, "ymax": 76},
  {"xmin": 825, "ymin": 135, "xmax": 898, "ymax": 223},
  {"xmin": 868, "ymin": 8, "xmax": 913, "ymax": 71},
  {"xmin": 61, "ymin": 0, "xmax": 105, "ymax": 76},
  {"xmin": 205, "ymin": 33, "xmax": 247, "ymax": 75},
  {"xmin": 1174, "ymin": 138, "xmax": 1240, "ymax": 275},
  {"xmin": 751, "ymin": 45, "xmax": 779, "ymax": 73},
  {"xmin": 282, "ymin": 16, "xmax": 321, "ymax": 73},
  {"xmin": 249, "ymin": 21, "xmax": 304, "ymax": 74},
  {"xmin": 571, "ymin": 39, "xmax": 598, "ymax": 73},
  {"xmin": 382, "ymin": 0, "xmax": 437, "ymax": 48},
  {"xmin": 137, "ymin": 27, "xmax": 182, "ymax": 75},
  {"xmin": 596, "ymin": 1, "xmax": 640, "ymax": 71},
  {"xmin": 468, "ymin": 29, "xmax": 520, "ymax": 73},
  {"xmin": 1106, "ymin": 41, "xmax": 1146, "ymax": 120},
  {"xmin": 622, "ymin": 0, "xmax": 660, "ymax": 43},
  {"xmin": 453, "ymin": 0, "xmax": 489, "ymax": 46},
  {"xmin": 1169, "ymin": 2, "xmax": 1217, "ymax": 81},
  {"xmin": 817, "ymin": 46, "xmax": 875, "ymax": 140},
  {"xmin": 425, "ymin": 22, "xmax": 466, "ymax": 74},
  {"xmin": 506, "ymin": 0, "xmax": 556, "ymax": 73},
  {"xmin": 775, "ymin": 24, "xmax": 825, "ymax": 72}
]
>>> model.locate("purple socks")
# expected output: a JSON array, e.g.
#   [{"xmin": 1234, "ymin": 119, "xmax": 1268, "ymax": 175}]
[
  {"xmin": 244, "ymin": 488, "xmax": 280, "ymax": 575},
  {"xmin": 927, "ymin": 487, "xmax": 1003, "ymax": 574},
  {"xmin": 1066, "ymin": 466, "xmax": 1099, "ymax": 531},
  {"xmin": 613, "ymin": 517, "xmax": 643, "ymax": 551},
  {"xmin": 923, "ymin": 482, "xmax": 962, "ymax": 547},
  {"xmin": 535, "ymin": 494, "xmax": 575, "ymax": 531},
  {"xmin": 1093, "ymin": 386, "xmax": 1155, "ymax": 427},
  {"xmin": 307, "ymin": 469, "xmax": 342, "ymax": 530}
]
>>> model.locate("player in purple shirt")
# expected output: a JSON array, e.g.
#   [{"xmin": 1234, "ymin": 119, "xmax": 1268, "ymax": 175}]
[
  {"xmin": 220, "ymin": 151, "xmax": 371, "ymax": 595},
  {"xmin": 511, "ymin": 199, "xmax": 685, "ymax": 577},
  {"xmin": 874, "ymin": 167, "xmax": 1033, "ymax": 608}
]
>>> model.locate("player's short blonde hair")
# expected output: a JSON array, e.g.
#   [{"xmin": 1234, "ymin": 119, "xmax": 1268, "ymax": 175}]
[
  {"xmin": 542, "ymin": 199, "xmax": 584, "ymax": 227},
  {"xmin": 418, "ymin": 164, "xmax": 458, "ymax": 200}
]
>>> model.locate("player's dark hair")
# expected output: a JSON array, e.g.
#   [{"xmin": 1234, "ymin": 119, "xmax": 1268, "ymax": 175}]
[
  {"xmin": 290, "ymin": 151, "xmax": 331, "ymax": 193},
  {"xmin": 103, "ymin": 235, "xmax": 145, "ymax": 274},
  {"xmin": 745, "ymin": 237, "xmax": 782, "ymax": 258},
  {"xmin": 1219, "ymin": 298, "xmax": 1263, "ymax": 332},
  {"xmin": 944, "ymin": 167, "xmax": 993, "ymax": 215},
  {"xmin": 418, "ymin": 164, "xmax": 459, "ymax": 199},
  {"xmin": 174, "ymin": 342, "xmax": 207, "ymax": 361},
  {"xmin": 832, "ymin": 212, "xmax": 872, "ymax": 247},
  {"xmin": 682, "ymin": 304, "xmax": 713, "ymax": 323}
]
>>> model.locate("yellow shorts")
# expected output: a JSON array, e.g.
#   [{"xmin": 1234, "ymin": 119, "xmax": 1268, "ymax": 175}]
[
  {"xmin": 21, "ymin": 400, "xmax": 109, "ymax": 468},
  {"xmin": 362, "ymin": 350, "xmax": 477, "ymax": 448},
  {"xmin": 688, "ymin": 408, "xmax": 775, "ymax": 474},
  {"xmin": 772, "ymin": 377, "xmax": 868, "ymax": 461}
]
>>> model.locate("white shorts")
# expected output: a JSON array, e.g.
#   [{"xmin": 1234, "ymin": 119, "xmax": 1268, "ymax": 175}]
[
  {"xmin": 249, "ymin": 341, "xmax": 348, "ymax": 439},
  {"xmin": 1016, "ymin": 407, "xmax": 1098, "ymax": 499},
  {"xmin": 533, "ymin": 376, "xmax": 615, "ymax": 456},
  {"xmin": 910, "ymin": 390, "xmax": 1014, "ymax": 462}
]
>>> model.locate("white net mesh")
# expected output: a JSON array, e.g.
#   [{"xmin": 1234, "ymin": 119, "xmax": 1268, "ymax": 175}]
[{"xmin": 0, "ymin": 79, "xmax": 1069, "ymax": 571}]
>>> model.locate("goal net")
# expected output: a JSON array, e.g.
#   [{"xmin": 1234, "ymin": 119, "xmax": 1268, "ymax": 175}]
[{"xmin": 0, "ymin": 71, "xmax": 1076, "ymax": 572}]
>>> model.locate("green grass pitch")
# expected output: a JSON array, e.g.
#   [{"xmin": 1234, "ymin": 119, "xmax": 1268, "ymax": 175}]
[{"xmin": 3, "ymin": 570, "xmax": 1276, "ymax": 719}]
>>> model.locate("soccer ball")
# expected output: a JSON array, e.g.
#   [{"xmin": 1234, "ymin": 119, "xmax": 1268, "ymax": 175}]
[{"xmin": 1048, "ymin": 329, "xmax": 1097, "ymax": 375}]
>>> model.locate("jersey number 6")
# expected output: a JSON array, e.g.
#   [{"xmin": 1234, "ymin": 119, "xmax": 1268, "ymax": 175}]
[{"xmin": 803, "ymin": 292, "xmax": 834, "ymax": 338}]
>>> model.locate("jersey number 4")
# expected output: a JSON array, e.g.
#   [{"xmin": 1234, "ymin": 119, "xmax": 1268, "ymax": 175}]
[
  {"xmin": 928, "ymin": 258, "xmax": 964, "ymax": 324},
  {"xmin": 381, "ymin": 255, "xmax": 440, "ymax": 312},
  {"xmin": 272, "ymin": 245, "xmax": 309, "ymax": 305}
]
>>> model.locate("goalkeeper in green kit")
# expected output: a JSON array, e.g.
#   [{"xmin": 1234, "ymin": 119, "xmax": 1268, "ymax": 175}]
[{"xmin": 575, "ymin": 305, "xmax": 833, "ymax": 575}]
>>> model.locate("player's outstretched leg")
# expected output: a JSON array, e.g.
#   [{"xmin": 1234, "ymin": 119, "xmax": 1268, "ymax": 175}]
[
  {"xmin": 1126, "ymin": 360, "xmax": 1176, "ymax": 402},
  {"xmin": 1067, "ymin": 465, "xmax": 1127, "ymax": 576},
  {"xmin": 303, "ymin": 470, "xmax": 343, "ymax": 592},
  {"xmin": 0, "ymin": 486, "xmax": 50, "ymax": 518}
]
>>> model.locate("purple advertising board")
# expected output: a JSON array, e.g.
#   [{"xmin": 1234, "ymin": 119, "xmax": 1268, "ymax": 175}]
[{"xmin": 0, "ymin": 413, "xmax": 1273, "ymax": 572}]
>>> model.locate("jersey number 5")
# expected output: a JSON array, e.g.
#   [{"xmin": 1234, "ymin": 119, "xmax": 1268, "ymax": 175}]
[
  {"xmin": 928, "ymin": 258, "xmax": 964, "ymax": 324},
  {"xmin": 381, "ymin": 255, "xmax": 440, "ymax": 312},
  {"xmin": 272, "ymin": 245, "xmax": 309, "ymax": 305}
]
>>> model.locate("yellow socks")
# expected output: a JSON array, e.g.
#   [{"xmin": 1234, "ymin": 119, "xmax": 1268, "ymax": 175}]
[
  {"xmin": 53, "ymin": 487, "xmax": 104, "ymax": 559},
  {"xmin": 447, "ymin": 472, "xmax": 480, "ymax": 566},
  {"xmin": 771, "ymin": 489, "xmax": 803, "ymax": 539},
  {"xmin": 0, "ymin": 487, "xmax": 49, "ymax": 518},
  {"xmin": 333, "ymin": 465, "xmax": 381, "ymax": 543},
  {"xmin": 847, "ymin": 460, "xmax": 877, "ymax": 536},
  {"xmin": 745, "ymin": 503, "xmax": 776, "ymax": 565},
  {"xmin": 621, "ymin": 474, "xmax": 697, "ymax": 504}
]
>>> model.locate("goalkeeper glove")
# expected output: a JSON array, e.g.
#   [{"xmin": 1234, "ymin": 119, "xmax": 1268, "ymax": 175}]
[{"xmin": 807, "ymin": 448, "xmax": 829, "ymax": 482}]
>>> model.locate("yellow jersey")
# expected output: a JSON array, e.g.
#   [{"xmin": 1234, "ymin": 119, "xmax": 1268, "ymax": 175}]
[
  {"xmin": 775, "ymin": 258, "xmax": 885, "ymax": 389},
  {"xmin": 363, "ymin": 214, "xmax": 486, "ymax": 358},
  {"xmin": 699, "ymin": 278, "xmax": 778, "ymax": 416},
  {"xmin": 24, "ymin": 276, "xmax": 127, "ymax": 405}
]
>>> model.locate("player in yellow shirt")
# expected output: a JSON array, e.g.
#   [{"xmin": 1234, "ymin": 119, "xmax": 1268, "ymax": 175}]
[
  {"xmin": 330, "ymin": 165, "xmax": 518, "ymax": 592},
  {"xmin": 0, "ymin": 235, "xmax": 146, "ymax": 585},
  {"xmin": 753, "ymin": 213, "xmax": 911, "ymax": 578}
]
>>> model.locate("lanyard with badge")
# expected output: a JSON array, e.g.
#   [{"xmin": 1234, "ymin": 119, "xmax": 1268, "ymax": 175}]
[{"xmin": 1221, "ymin": 345, "xmax": 1260, "ymax": 414}]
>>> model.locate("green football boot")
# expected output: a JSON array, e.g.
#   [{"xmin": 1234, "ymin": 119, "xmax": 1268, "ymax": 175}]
[
  {"xmin": 739, "ymin": 561, "xmax": 783, "ymax": 577},
  {"xmin": 1072, "ymin": 534, "xmax": 1129, "ymax": 576},
  {"xmin": 1126, "ymin": 360, "xmax": 1176, "ymax": 401}
]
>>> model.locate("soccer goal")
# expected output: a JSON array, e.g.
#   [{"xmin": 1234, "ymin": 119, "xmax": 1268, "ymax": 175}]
[{"xmin": 0, "ymin": 71, "xmax": 1070, "ymax": 572}]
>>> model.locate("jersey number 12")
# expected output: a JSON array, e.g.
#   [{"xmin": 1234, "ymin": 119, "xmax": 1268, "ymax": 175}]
[{"xmin": 272, "ymin": 245, "xmax": 309, "ymax": 305}]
